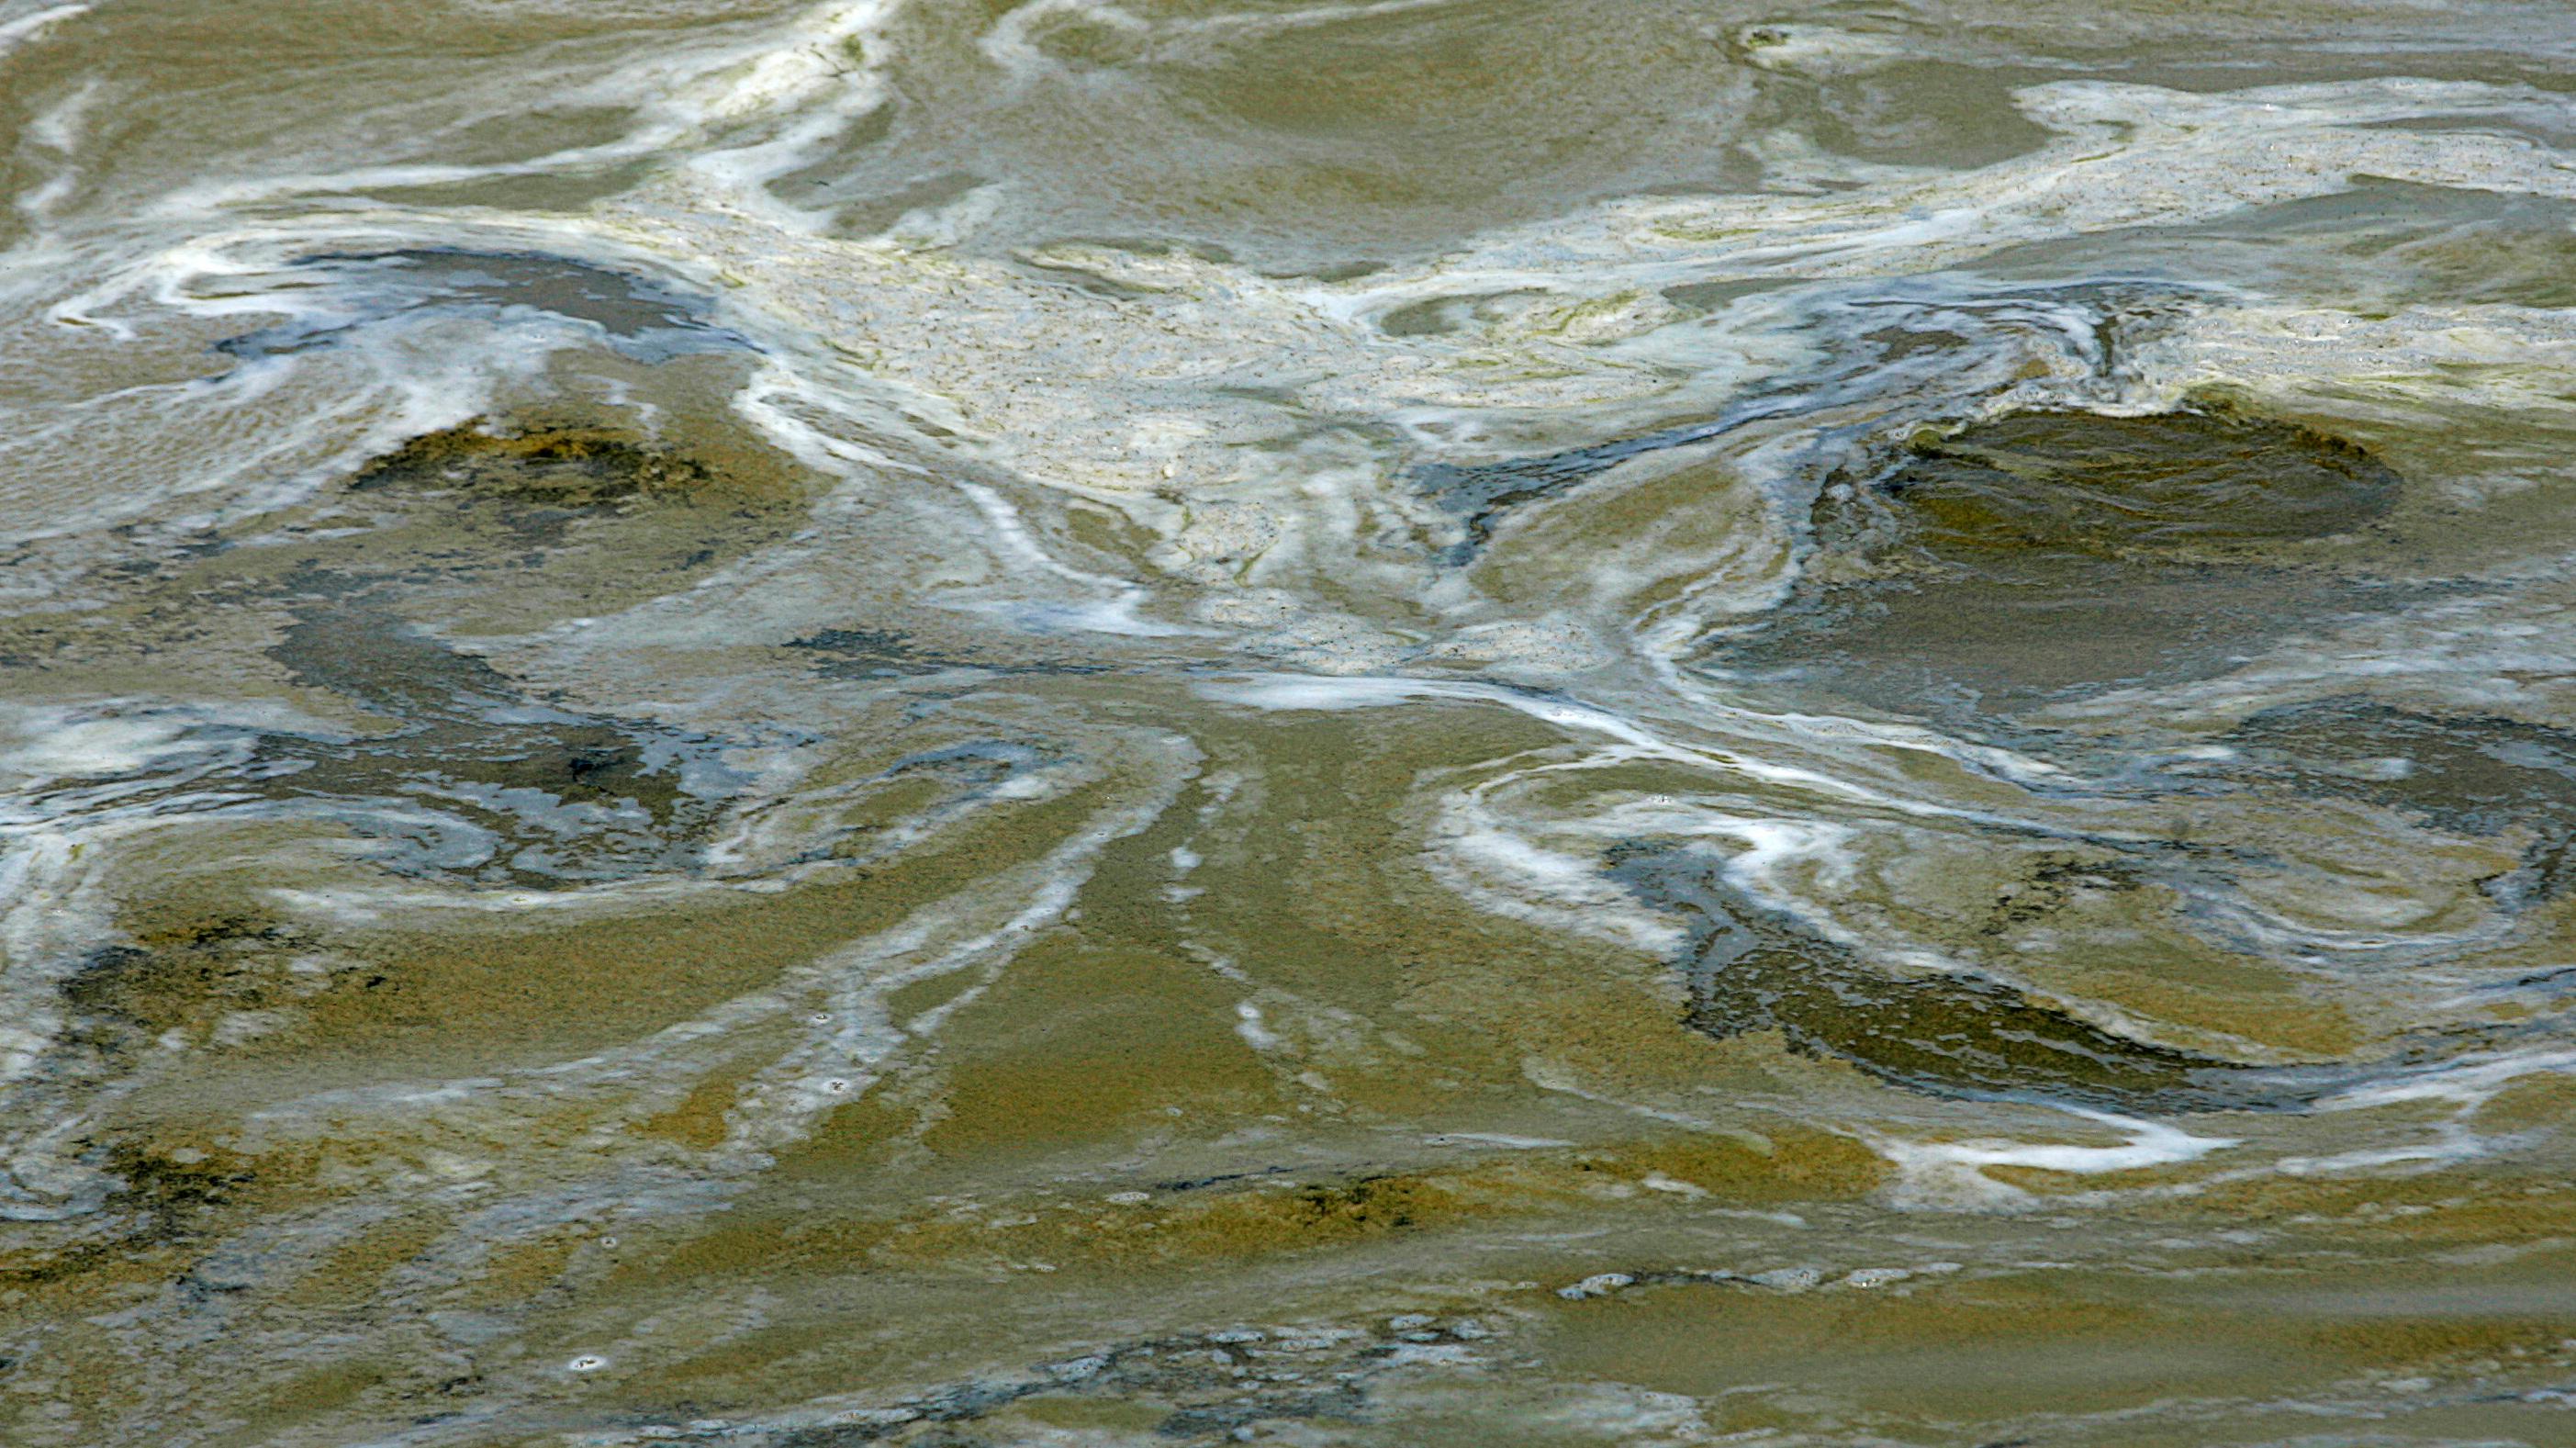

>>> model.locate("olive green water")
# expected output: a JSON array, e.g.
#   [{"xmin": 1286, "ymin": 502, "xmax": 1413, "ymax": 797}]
[{"xmin": 9, "ymin": 3, "xmax": 2576, "ymax": 1444}]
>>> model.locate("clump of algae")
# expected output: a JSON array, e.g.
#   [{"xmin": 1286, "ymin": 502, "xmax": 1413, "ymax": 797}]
[
  {"xmin": 1885, "ymin": 405, "xmax": 2402, "ymax": 559},
  {"xmin": 349, "ymin": 416, "xmax": 778, "ymax": 510}
]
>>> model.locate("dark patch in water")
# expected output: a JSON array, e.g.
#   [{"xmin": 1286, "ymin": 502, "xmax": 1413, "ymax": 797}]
[
  {"xmin": 1151, "ymin": 1165, "xmax": 1296, "ymax": 1194},
  {"xmin": 2223, "ymin": 701, "xmax": 2576, "ymax": 903},
  {"xmin": 1880, "ymin": 408, "xmax": 2399, "ymax": 555},
  {"xmin": 1609, "ymin": 845, "xmax": 2304, "ymax": 1113},
  {"xmin": 721, "ymin": 1315, "xmax": 1438, "ymax": 1446},
  {"xmin": 345, "ymin": 417, "xmax": 797, "ymax": 553},
  {"xmin": 0, "ymin": 1134, "xmax": 265, "ymax": 1287},
  {"xmin": 787, "ymin": 627, "xmax": 954, "ymax": 679},
  {"xmin": 217, "ymin": 249, "xmax": 750, "ymax": 364},
  {"xmin": 353, "ymin": 420, "xmax": 722, "ymax": 507},
  {"xmin": 248, "ymin": 593, "xmax": 738, "ymax": 885},
  {"xmin": 64, "ymin": 912, "xmax": 305, "ymax": 1034},
  {"xmin": 786, "ymin": 626, "xmax": 1111, "ymax": 680},
  {"xmin": 95, "ymin": 1139, "xmax": 258, "ymax": 1231},
  {"xmin": 1712, "ymin": 406, "xmax": 2410, "ymax": 717}
]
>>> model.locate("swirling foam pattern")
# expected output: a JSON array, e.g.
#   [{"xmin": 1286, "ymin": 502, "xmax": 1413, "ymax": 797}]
[{"xmin": 9, "ymin": 1, "xmax": 2576, "ymax": 1442}]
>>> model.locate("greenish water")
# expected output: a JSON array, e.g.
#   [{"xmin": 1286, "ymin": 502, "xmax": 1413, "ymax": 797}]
[{"xmin": 8, "ymin": 2, "xmax": 2576, "ymax": 1443}]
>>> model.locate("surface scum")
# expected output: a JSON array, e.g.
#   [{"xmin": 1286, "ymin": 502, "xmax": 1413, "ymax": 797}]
[{"xmin": 9, "ymin": 1, "xmax": 2576, "ymax": 1444}]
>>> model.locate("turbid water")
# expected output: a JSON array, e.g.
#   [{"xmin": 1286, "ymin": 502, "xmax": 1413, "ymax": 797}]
[{"xmin": 8, "ymin": 2, "xmax": 2576, "ymax": 1443}]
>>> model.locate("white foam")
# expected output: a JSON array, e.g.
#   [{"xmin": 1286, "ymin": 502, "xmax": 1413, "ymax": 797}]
[
  {"xmin": 0, "ymin": 3, "xmax": 85, "ymax": 57},
  {"xmin": 1876, "ymin": 1106, "xmax": 2239, "ymax": 1208},
  {"xmin": 952, "ymin": 481, "xmax": 1200, "ymax": 636},
  {"xmin": 2268, "ymin": 1049, "xmax": 2576, "ymax": 1174},
  {"xmin": 1233, "ymin": 1002, "xmax": 1282, "ymax": 1052}
]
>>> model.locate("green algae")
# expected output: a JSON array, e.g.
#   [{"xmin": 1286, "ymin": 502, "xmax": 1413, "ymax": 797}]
[
  {"xmin": 1612, "ymin": 845, "xmax": 2291, "ymax": 1111},
  {"xmin": 1888, "ymin": 406, "xmax": 2401, "ymax": 556},
  {"xmin": 1718, "ymin": 404, "xmax": 2416, "ymax": 716},
  {"xmin": 351, "ymin": 419, "xmax": 736, "ymax": 511}
]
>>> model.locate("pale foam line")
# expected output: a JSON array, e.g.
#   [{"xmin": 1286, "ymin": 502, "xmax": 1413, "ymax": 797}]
[
  {"xmin": 1198, "ymin": 671, "xmax": 1945, "ymax": 811},
  {"xmin": 1425, "ymin": 1132, "xmax": 1575, "ymax": 1150},
  {"xmin": 984, "ymin": 0, "xmax": 1474, "ymax": 78},
  {"xmin": 1180, "ymin": 0, "xmax": 1466, "ymax": 36},
  {"xmin": 0, "ymin": 3, "xmax": 85, "ymax": 57},
  {"xmin": 9, "ymin": 77, "xmax": 96, "ymax": 230},
  {"xmin": 1873, "ymin": 1106, "xmax": 2240, "ymax": 1209},
  {"xmin": 1423, "ymin": 787, "xmax": 1688, "ymax": 955},
  {"xmin": 2320, "ymin": 1049, "xmax": 2576, "ymax": 1114},
  {"xmin": 119, "ymin": 1, "xmax": 902, "ymax": 228},
  {"xmin": 955, "ymin": 479, "xmax": 1204, "ymax": 636},
  {"xmin": 1907, "ymin": 1106, "xmax": 2239, "ymax": 1174},
  {"xmin": 980, "ymin": 0, "xmax": 1147, "ymax": 78},
  {"xmin": 233, "ymin": 746, "xmax": 1197, "ymax": 1170}
]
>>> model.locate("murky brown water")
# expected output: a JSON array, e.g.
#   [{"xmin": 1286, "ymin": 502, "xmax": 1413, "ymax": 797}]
[{"xmin": 8, "ymin": 3, "xmax": 2576, "ymax": 1443}]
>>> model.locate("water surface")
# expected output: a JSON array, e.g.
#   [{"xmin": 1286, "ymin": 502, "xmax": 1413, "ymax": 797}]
[{"xmin": 8, "ymin": 2, "xmax": 2576, "ymax": 1443}]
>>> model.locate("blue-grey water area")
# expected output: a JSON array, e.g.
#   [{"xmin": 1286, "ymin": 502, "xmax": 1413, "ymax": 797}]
[{"xmin": 10, "ymin": 2, "xmax": 2576, "ymax": 1443}]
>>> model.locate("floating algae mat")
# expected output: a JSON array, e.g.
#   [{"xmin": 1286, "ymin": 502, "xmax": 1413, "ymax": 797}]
[
  {"xmin": 12, "ymin": 3, "xmax": 2576, "ymax": 1444},
  {"xmin": 1716, "ymin": 406, "xmax": 2415, "ymax": 718}
]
